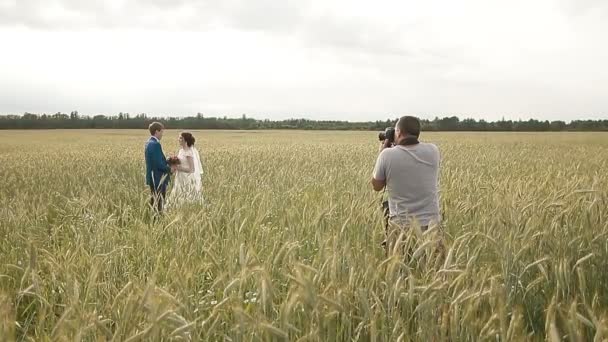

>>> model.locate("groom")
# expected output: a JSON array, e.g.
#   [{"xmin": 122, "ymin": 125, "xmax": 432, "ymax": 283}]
[{"xmin": 145, "ymin": 122, "xmax": 175, "ymax": 217}]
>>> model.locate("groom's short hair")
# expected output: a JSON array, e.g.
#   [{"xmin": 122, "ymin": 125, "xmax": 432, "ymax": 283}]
[{"xmin": 149, "ymin": 122, "xmax": 164, "ymax": 135}]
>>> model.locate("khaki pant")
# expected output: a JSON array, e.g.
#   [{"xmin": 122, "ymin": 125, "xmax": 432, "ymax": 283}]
[{"xmin": 384, "ymin": 220, "xmax": 446, "ymax": 265}]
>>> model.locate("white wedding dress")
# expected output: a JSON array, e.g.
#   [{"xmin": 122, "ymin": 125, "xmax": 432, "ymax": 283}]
[{"xmin": 166, "ymin": 147, "xmax": 204, "ymax": 208}]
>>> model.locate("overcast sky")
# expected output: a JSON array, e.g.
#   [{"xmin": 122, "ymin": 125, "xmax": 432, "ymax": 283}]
[{"xmin": 0, "ymin": 0, "xmax": 606, "ymax": 121}]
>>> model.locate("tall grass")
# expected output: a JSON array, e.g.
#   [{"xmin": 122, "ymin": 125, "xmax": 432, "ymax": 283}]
[{"xmin": 0, "ymin": 130, "xmax": 607, "ymax": 341}]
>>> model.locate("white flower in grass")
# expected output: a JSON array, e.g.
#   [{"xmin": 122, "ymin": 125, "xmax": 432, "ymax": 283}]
[{"xmin": 210, "ymin": 300, "xmax": 218, "ymax": 305}]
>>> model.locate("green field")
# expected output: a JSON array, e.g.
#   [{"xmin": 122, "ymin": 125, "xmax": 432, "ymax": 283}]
[{"xmin": 1, "ymin": 130, "xmax": 607, "ymax": 341}]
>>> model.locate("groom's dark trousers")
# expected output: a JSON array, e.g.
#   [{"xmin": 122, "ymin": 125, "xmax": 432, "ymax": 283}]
[{"xmin": 149, "ymin": 186, "xmax": 166, "ymax": 216}]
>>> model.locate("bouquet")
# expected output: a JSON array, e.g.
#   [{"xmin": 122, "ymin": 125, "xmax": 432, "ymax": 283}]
[{"xmin": 167, "ymin": 156, "xmax": 181, "ymax": 166}]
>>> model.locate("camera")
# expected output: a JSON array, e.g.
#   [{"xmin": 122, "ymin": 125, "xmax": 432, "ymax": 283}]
[{"xmin": 378, "ymin": 127, "xmax": 396, "ymax": 143}]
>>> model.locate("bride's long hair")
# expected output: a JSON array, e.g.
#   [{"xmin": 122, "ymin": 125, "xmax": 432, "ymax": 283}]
[{"xmin": 180, "ymin": 131, "xmax": 204, "ymax": 178}]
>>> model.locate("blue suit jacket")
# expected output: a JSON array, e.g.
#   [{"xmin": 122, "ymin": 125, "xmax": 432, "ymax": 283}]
[{"xmin": 145, "ymin": 137, "xmax": 171, "ymax": 191}]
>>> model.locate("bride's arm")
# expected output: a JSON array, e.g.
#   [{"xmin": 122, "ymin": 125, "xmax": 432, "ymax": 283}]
[{"xmin": 177, "ymin": 156, "xmax": 195, "ymax": 173}]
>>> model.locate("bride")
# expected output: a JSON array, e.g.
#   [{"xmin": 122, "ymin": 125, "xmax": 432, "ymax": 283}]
[{"xmin": 166, "ymin": 132, "xmax": 204, "ymax": 207}]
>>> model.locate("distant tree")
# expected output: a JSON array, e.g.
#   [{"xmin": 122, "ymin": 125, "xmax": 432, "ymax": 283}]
[
  {"xmin": 438, "ymin": 116, "xmax": 460, "ymax": 130},
  {"xmin": 1, "ymin": 113, "xmax": 607, "ymax": 131},
  {"xmin": 550, "ymin": 121, "xmax": 566, "ymax": 131},
  {"xmin": 23, "ymin": 113, "xmax": 37, "ymax": 120}
]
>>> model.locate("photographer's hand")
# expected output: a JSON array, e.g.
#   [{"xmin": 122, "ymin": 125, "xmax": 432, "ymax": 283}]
[{"xmin": 379, "ymin": 140, "xmax": 392, "ymax": 152}]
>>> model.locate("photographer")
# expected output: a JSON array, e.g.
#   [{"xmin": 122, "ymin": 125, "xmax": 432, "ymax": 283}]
[{"xmin": 371, "ymin": 116, "xmax": 441, "ymax": 252}]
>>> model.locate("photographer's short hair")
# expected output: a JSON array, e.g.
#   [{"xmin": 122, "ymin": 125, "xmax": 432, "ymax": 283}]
[
  {"xmin": 397, "ymin": 116, "xmax": 421, "ymax": 137},
  {"xmin": 149, "ymin": 122, "xmax": 164, "ymax": 135}
]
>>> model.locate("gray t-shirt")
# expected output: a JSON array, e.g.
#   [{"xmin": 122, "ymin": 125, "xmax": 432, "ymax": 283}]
[{"xmin": 373, "ymin": 143, "xmax": 440, "ymax": 226}]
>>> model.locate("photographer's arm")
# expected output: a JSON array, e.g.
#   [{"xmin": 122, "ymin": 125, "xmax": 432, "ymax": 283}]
[
  {"xmin": 371, "ymin": 178, "xmax": 385, "ymax": 192},
  {"xmin": 371, "ymin": 151, "xmax": 387, "ymax": 192}
]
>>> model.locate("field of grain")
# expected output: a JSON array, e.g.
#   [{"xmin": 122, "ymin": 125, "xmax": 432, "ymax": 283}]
[{"xmin": 0, "ymin": 130, "xmax": 607, "ymax": 341}]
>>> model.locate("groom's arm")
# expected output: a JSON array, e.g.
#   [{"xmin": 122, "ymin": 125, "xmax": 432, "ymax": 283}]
[{"xmin": 151, "ymin": 143, "xmax": 171, "ymax": 173}]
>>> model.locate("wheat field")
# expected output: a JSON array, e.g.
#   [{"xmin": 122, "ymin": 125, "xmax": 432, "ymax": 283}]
[{"xmin": 0, "ymin": 130, "xmax": 607, "ymax": 341}]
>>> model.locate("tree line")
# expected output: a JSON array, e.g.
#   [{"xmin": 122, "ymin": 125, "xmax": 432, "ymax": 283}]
[{"xmin": 1, "ymin": 112, "xmax": 607, "ymax": 131}]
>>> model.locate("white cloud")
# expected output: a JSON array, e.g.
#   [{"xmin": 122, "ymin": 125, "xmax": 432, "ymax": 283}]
[{"xmin": 0, "ymin": 0, "xmax": 606, "ymax": 121}]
